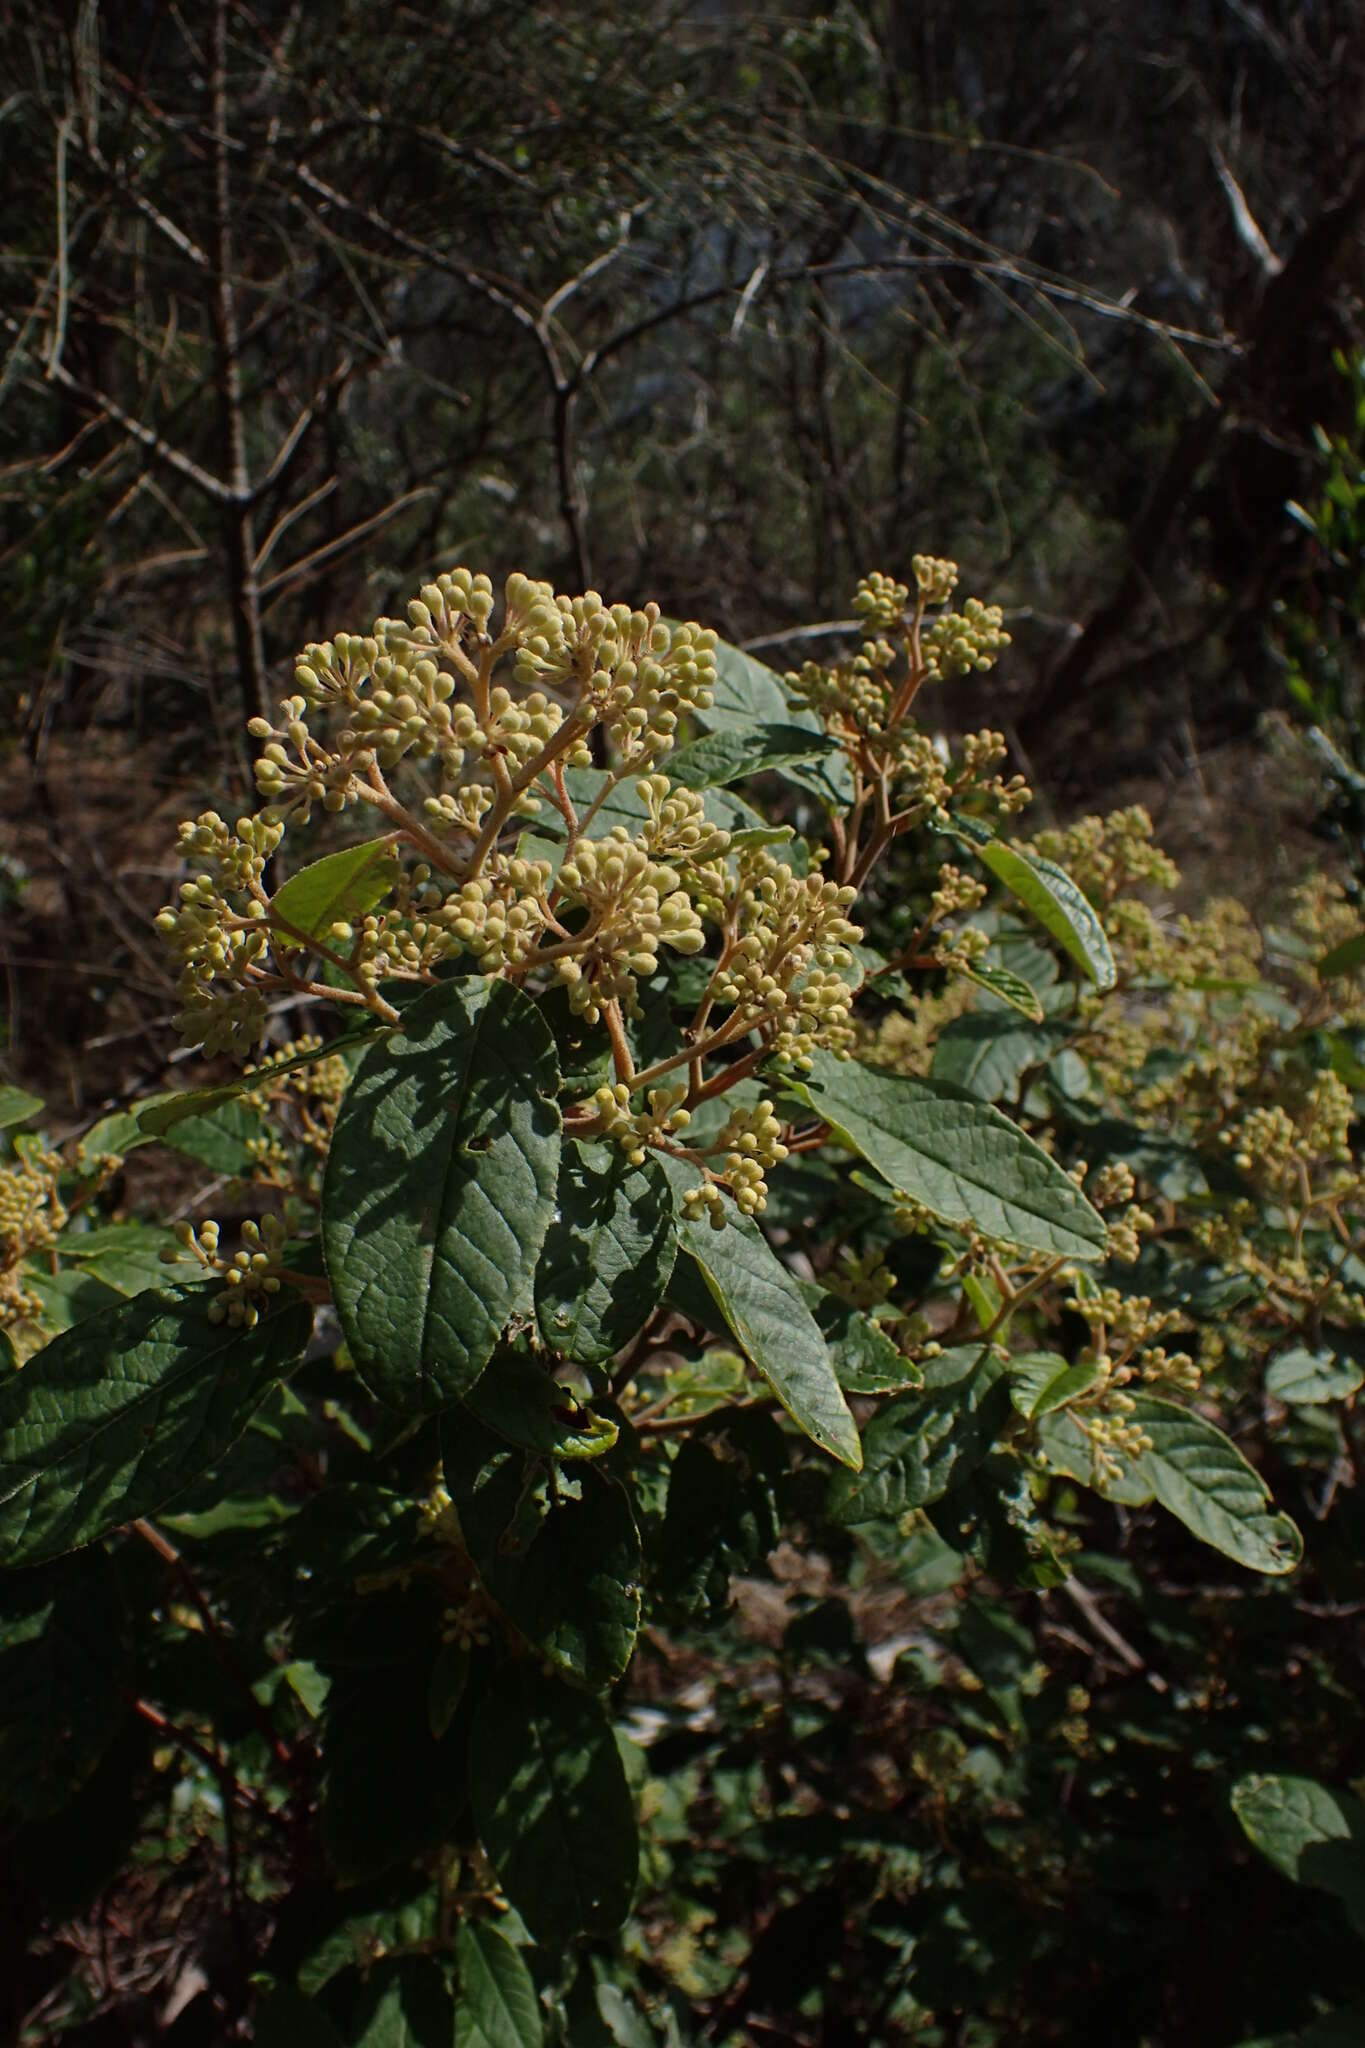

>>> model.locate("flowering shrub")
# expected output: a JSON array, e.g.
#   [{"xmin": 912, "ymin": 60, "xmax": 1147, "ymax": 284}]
[{"xmin": 1, "ymin": 559, "xmax": 1362, "ymax": 2042}]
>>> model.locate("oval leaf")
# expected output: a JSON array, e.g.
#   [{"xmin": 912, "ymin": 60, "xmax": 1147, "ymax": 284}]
[
  {"xmin": 0, "ymin": 1087, "xmax": 43, "ymax": 1132},
  {"xmin": 804, "ymin": 1288, "xmax": 923, "ymax": 1395},
  {"xmin": 666, "ymin": 724, "xmax": 839, "ymax": 791},
  {"xmin": 1232, "ymin": 1773, "xmax": 1365, "ymax": 1933},
  {"xmin": 445, "ymin": 1419, "xmax": 641, "ymax": 1688},
  {"xmin": 456, "ymin": 1919, "xmax": 544, "ymax": 2048},
  {"xmin": 472, "ymin": 1666, "xmax": 637, "ymax": 1943},
  {"xmin": 659, "ymin": 1156, "xmax": 861, "ymax": 1469},
  {"xmin": 696, "ymin": 640, "xmax": 854, "ymax": 804},
  {"xmin": 1009, "ymin": 1350, "xmax": 1105, "ymax": 1419},
  {"xmin": 337, "ymin": 1958, "xmax": 455, "ymax": 2048},
  {"xmin": 829, "ymin": 1347, "xmax": 1009, "ymax": 1523},
  {"xmin": 1126, "ymin": 1394, "xmax": 1303, "ymax": 1575},
  {"xmin": 1265, "ymin": 1346, "xmax": 1364, "ymax": 1405},
  {"xmin": 323, "ymin": 978, "xmax": 561, "ymax": 1411},
  {"xmin": 794, "ymin": 1052, "xmax": 1107, "ymax": 1260},
  {"xmin": 0, "ymin": 1285, "xmax": 313, "ymax": 1565},
  {"xmin": 930, "ymin": 1014, "xmax": 1064, "ymax": 1103},
  {"xmin": 270, "ymin": 838, "xmax": 400, "ymax": 950},
  {"xmin": 534, "ymin": 1143, "xmax": 676, "ymax": 1365}
]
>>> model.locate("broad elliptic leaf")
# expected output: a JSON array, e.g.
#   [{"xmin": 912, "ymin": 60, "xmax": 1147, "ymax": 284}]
[
  {"xmin": 829, "ymin": 1347, "xmax": 1009, "ymax": 1523},
  {"xmin": 1042, "ymin": 1398, "xmax": 1302, "ymax": 1571},
  {"xmin": 0, "ymin": 1284, "xmax": 313, "ymax": 1566},
  {"xmin": 1232, "ymin": 1774, "xmax": 1365, "ymax": 1934},
  {"xmin": 52, "ymin": 1222, "xmax": 177, "ymax": 1297},
  {"xmin": 1008, "ymin": 1350, "xmax": 1104, "ymax": 1419},
  {"xmin": 793, "ymin": 1052, "xmax": 1107, "ymax": 1260},
  {"xmin": 1032, "ymin": 1406, "xmax": 1155, "ymax": 1508},
  {"xmin": 945, "ymin": 816, "xmax": 1116, "ymax": 991},
  {"xmin": 659, "ymin": 1156, "xmax": 861, "ymax": 1469},
  {"xmin": 695, "ymin": 639, "xmax": 854, "ymax": 804},
  {"xmin": 704, "ymin": 638, "xmax": 802, "ymax": 728},
  {"xmin": 323, "ymin": 978, "xmax": 561, "ymax": 1411},
  {"xmin": 1265, "ymin": 1346, "xmax": 1364, "ymax": 1405},
  {"xmin": 456, "ymin": 1920, "xmax": 543, "ymax": 2048},
  {"xmin": 666, "ymin": 724, "xmax": 840, "ymax": 791},
  {"xmin": 1125, "ymin": 1394, "xmax": 1303, "ymax": 1575},
  {"xmin": 270, "ymin": 838, "xmax": 400, "ymax": 950},
  {"xmin": 931, "ymin": 1014, "xmax": 1065, "ymax": 1104},
  {"xmin": 148, "ymin": 1097, "xmax": 275, "ymax": 1175},
  {"xmin": 534, "ymin": 1142, "xmax": 676, "ymax": 1365},
  {"xmin": 0, "ymin": 1086, "xmax": 43, "ymax": 1132},
  {"xmin": 657, "ymin": 1426, "xmax": 786, "ymax": 1623},
  {"xmin": 804, "ymin": 1288, "xmax": 923, "ymax": 1394},
  {"xmin": 472, "ymin": 1666, "xmax": 637, "ymax": 1943},
  {"xmin": 444, "ymin": 1419, "xmax": 641, "ymax": 1687}
]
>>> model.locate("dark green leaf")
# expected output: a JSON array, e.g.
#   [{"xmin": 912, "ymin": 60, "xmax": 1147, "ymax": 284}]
[
  {"xmin": 472, "ymin": 1666, "xmax": 637, "ymax": 1943},
  {"xmin": 1232, "ymin": 1774, "xmax": 1365, "ymax": 1934},
  {"xmin": 666, "ymin": 724, "xmax": 839, "ymax": 790},
  {"xmin": 455, "ymin": 1921, "xmax": 543, "ymax": 2048},
  {"xmin": 931, "ymin": 1014, "xmax": 1064, "ymax": 1103},
  {"xmin": 162, "ymin": 1097, "xmax": 274, "ymax": 1174},
  {"xmin": 1265, "ymin": 1346, "xmax": 1364, "ymax": 1405},
  {"xmin": 0, "ymin": 1284, "xmax": 312, "ymax": 1565},
  {"xmin": 557, "ymin": 768, "xmax": 764, "ymax": 859},
  {"xmin": 332, "ymin": 1957, "xmax": 456, "ymax": 2047},
  {"xmin": 793, "ymin": 1053, "xmax": 1107, "ymax": 1259},
  {"xmin": 1033, "ymin": 1406, "xmax": 1155, "ymax": 1507},
  {"xmin": 656, "ymin": 1425, "xmax": 786, "ymax": 1620},
  {"xmin": 703, "ymin": 639, "xmax": 801, "ymax": 728},
  {"xmin": 829, "ymin": 1347, "xmax": 1010, "ymax": 1523},
  {"xmin": 287, "ymin": 1883, "xmax": 440, "ymax": 1997},
  {"xmin": 698, "ymin": 641, "xmax": 854, "ymax": 804},
  {"xmin": 56, "ymin": 1221, "xmax": 178, "ymax": 1297},
  {"xmin": 445, "ymin": 1422, "xmax": 641, "ymax": 1687},
  {"xmin": 1319, "ymin": 930, "xmax": 1365, "ymax": 979},
  {"xmin": 1040, "ymin": 1397, "xmax": 1302, "ymax": 1569},
  {"xmin": 465, "ymin": 1350, "xmax": 618, "ymax": 1460},
  {"xmin": 659, "ymin": 1157, "xmax": 860, "ymax": 1469},
  {"xmin": 805, "ymin": 1289, "xmax": 923, "ymax": 1394},
  {"xmin": 1008, "ymin": 1351, "xmax": 1104, "ymax": 1419},
  {"xmin": 323, "ymin": 978, "xmax": 561, "ymax": 1411},
  {"xmin": 534, "ymin": 1143, "xmax": 676, "ymax": 1365},
  {"xmin": 1126, "ymin": 1394, "xmax": 1304, "ymax": 1575}
]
